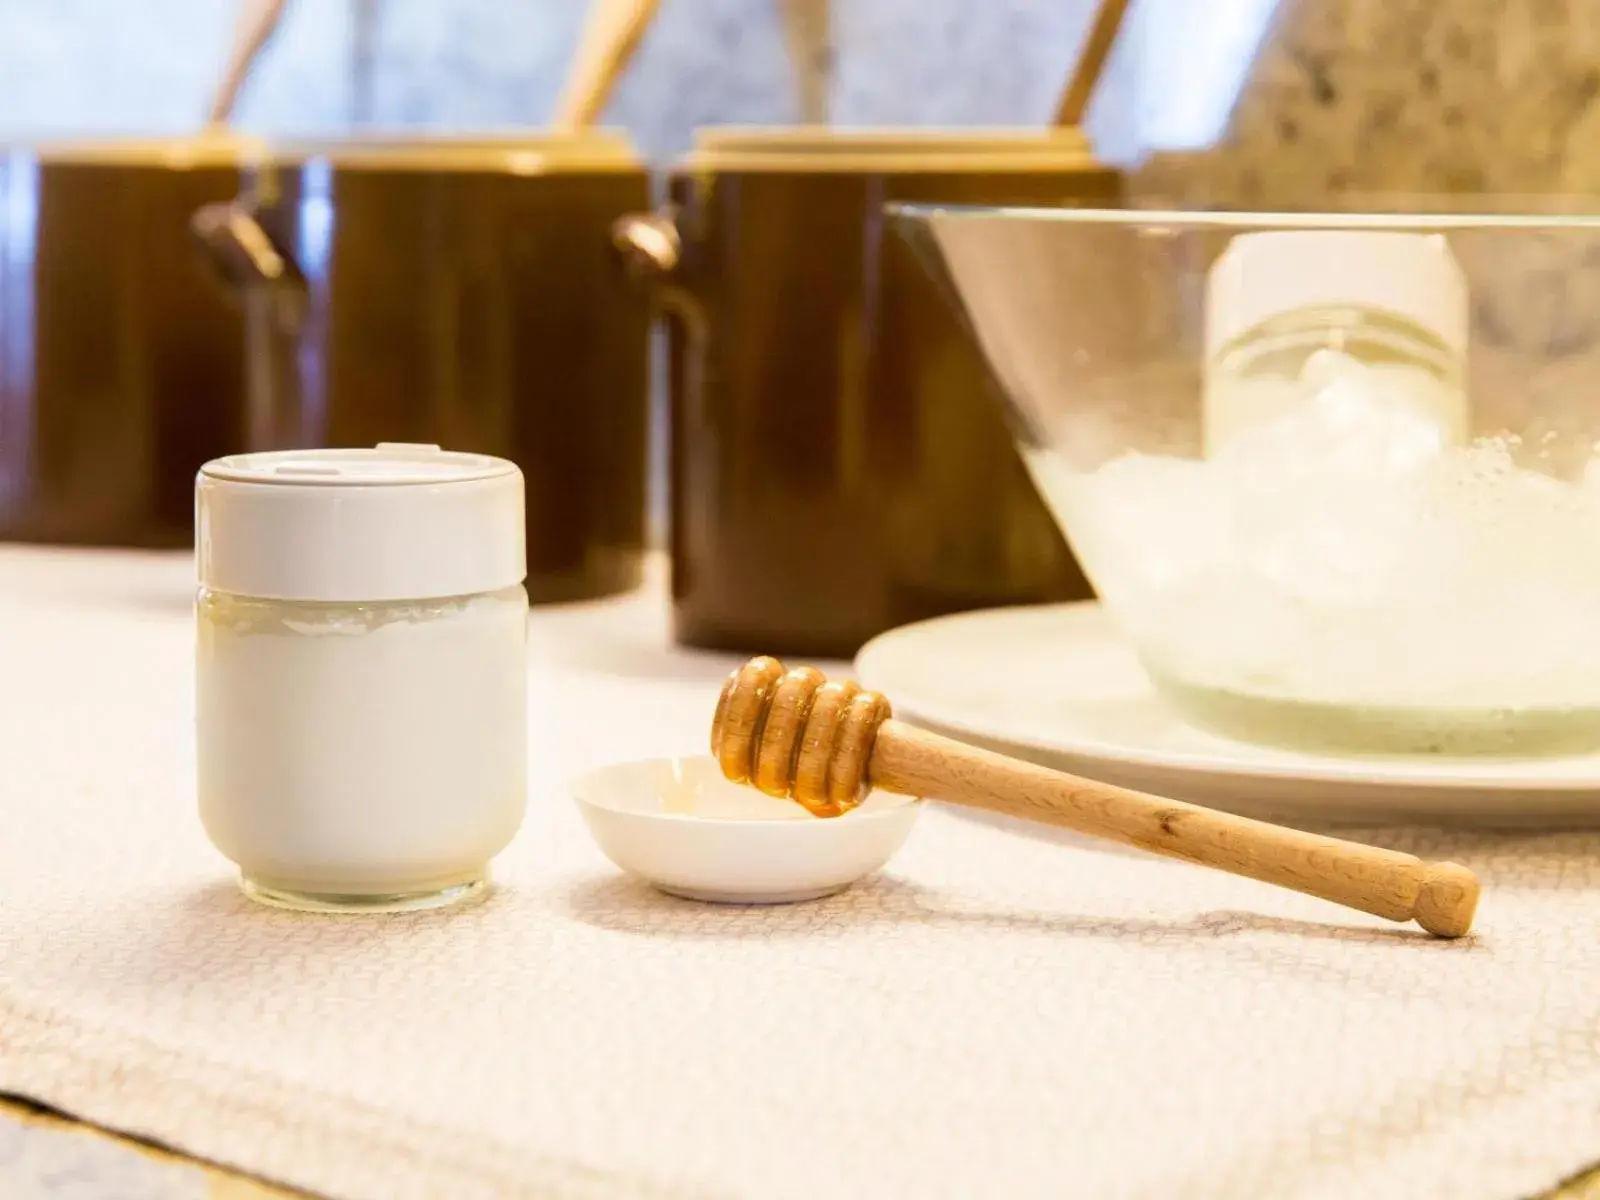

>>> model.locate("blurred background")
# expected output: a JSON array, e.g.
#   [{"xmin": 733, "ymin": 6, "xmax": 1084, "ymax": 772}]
[
  {"xmin": 2, "ymin": 0, "xmax": 1598, "ymax": 646},
  {"xmin": 4, "ymin": 0, "xmax": 1597, "ymax": 195},
  {"xmin": 0, "ymin": 0, "xmax": 1270, "ymax": 165}
]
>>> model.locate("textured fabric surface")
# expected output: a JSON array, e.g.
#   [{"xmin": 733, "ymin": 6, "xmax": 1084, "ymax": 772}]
[{"xmin": 2, "ymin": 548, "xmax": 1600, "ymax": 1200}]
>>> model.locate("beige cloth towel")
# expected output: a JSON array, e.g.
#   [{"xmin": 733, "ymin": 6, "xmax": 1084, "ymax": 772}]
[{"xmin": 1, "ymin": 549, "xmax": 1599, "ymax": 1199}]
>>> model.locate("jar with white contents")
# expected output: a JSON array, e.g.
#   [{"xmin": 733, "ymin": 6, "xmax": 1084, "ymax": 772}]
[
  {"xmin": 195, "ymin": 444, "xmax": 528, "ymax": 913},
  {"xmin": 1202, "ymin": 229, "xmax": 1470, "ymax": 457}
]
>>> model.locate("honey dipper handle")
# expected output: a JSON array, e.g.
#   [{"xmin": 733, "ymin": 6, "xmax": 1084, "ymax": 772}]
[{"xmin": 870, "ymin": 721, "xmax": 1479, "ymax": 938}]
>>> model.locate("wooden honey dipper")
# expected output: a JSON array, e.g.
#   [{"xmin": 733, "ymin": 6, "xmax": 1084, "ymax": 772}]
[{"xmin": 712, "ymin": 657, "xmax": 1481, "ymax": 938}]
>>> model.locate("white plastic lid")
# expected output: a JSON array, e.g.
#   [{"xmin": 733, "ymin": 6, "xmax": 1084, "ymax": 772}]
[
  {"xmin": 196, "ymin": 444, "xmax": 525, "ymax": 602},
  {"xmin": 1204, "ymin": 230, "xmax": 1468, "ymax": 359}
]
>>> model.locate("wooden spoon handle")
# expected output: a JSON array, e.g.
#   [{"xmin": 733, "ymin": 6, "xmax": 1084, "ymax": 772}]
[
  {"xmin": 712, "ymin": 658, "xmax": 1480, "ymax": 938},
  {"xmin": 207, "ymin": 0, "xmax": 291, "ymax": 126},
  {"xmin": 1053, "ymin": 0, "xmax": 1131, "ymax": 128},
  {"xmin": 552, "ymin": 0, "xmax": 663, "ymax": 131},
  {"xmin": 778, "ymin": 0, "xmax": 831, "ymax": 125}
]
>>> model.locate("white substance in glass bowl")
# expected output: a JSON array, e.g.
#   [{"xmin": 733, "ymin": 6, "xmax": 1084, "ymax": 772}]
[{"xmin": 1026, "ymin": 352, "xmax": 1600, "ymax": 754}]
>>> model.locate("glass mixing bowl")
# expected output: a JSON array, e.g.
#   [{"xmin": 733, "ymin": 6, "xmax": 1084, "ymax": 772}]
[{"xmin": 893, "ymin": 205, "xmax": 1600, "ymax": 757}]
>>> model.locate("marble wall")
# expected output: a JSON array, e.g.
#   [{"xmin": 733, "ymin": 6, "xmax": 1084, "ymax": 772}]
[
  {"xmin": 0, "ymin": 0, "xmax": 1112, "ymax": 154},
  {"xmin": 1148, "ymin": 0, "xmax": 1600, "ymax": 203},
  {"xmin": 0, "ymin": 0, "xmax": 1287, "ymax": 167},
  {"xmin": 4, "ymin": 1, "xmax": 1597, "ymax": 194}
]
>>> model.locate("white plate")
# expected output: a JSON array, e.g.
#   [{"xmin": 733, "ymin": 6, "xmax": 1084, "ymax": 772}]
[
  {"xmin": 855, "ymin": 603, "xmax": 1600, "ymax": 828},
  {"xmin": 572, "ymin": 756, "xmax": 922, "ymax": 903}
]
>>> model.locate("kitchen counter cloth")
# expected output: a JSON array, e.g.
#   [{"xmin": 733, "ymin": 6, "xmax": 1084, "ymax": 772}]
[{"xmin": 2, "ymin": 548, "xmax": 1599, "ymax": 1200}]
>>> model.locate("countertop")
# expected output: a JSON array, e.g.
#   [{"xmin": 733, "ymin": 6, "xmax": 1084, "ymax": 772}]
[
  {"xmin": 3, "ymin": 545, "xmax": 1600, "ymax": 1200},
  {"xmin": 0, "ymin": 545, "xmax": 711, "ymax": 1200}
]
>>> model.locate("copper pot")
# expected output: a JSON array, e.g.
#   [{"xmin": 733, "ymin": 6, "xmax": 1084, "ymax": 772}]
[
  {"xmin": 615, "ymin": 128, "xmax": 1123, "ymax": 657},
  {"xmin": 0, "ymin": 137, "xmax": 260, "ymax": 547},
  {"xmin": 192, "ymin": 133, "xmax": 653, "ymax": 604}
]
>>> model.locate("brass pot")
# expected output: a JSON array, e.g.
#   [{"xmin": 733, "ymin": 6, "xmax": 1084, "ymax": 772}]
[
  {"xmin": 193, "ymin": 132, "xmax": 653, "ymax": 604},
  {"xmin": 0, "ymin": 136, "xmax": 261, "ymax": 547},
  {"xmin": 615, "ymin": 128, "xmax": 1123, "ymax": 657}
]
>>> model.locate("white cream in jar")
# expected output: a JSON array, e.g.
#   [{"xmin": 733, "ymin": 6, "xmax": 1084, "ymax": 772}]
[
  {"xmin": 195, "ymin": 444, "xmax": 528, "ymax": 913},
  {"xmin": 1202, "ymin": 230, "xmax": 1469, "ymax": 456}
]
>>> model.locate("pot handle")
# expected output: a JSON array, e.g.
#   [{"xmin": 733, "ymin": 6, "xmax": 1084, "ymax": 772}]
[
  {"xmin": 611, "ymin": 207, "xmax": 685, "ymax": 282},
  {"xmin": 190, "ymin": 199, "xmax": 308, "ymax": 334},
  {"xmin": 611, "ymin": 206, "xmax": 710, "ymax": 337}
]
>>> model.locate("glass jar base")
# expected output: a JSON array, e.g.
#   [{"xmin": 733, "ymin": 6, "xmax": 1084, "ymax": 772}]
[
  {"xmin": 1150, "ymin": 669, "xmax": 1600, "ymax": 758},
  {"xmin": 239, "ymin": 875, "xmax": 487, "ymax": 914}
]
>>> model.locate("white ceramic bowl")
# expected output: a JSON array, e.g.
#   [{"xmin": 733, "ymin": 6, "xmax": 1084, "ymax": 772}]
[{"xmin": 571, "ymin": 756, "xmax": 922, "ymax": 903}]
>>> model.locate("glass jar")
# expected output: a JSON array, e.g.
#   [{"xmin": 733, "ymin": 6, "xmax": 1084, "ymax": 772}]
[
  {"xmin": 195, "ymin": 444, "xmax": 528, "ymax": 912},
  {"xmin": 1202, "ymin": 230, "xmax": 1469, "ymax": 456}
]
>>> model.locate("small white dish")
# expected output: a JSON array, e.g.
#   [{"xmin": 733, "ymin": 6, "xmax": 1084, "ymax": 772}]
[
  {"xmin": 571, "ymin": 756, "xmax": 922, "ymax": 903},
  {"xmin": 856, "ymin": 603, "xmax": 1600, "ymax": 828}
]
